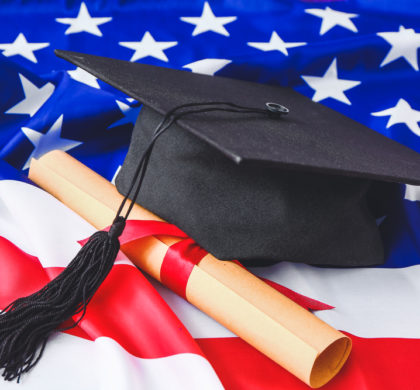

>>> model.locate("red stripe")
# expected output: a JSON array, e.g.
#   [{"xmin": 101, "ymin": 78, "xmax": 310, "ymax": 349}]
[
  {"xmin": 0, "ymin": 237, "xmax": 50, "ymax": 302},
  {"xmin": 197, "ymin": 334, "xmax": 420, "ymax": 390},
  {"xmin": 0, "ymin": 236, "xmax": 203, "ymax": 359}
]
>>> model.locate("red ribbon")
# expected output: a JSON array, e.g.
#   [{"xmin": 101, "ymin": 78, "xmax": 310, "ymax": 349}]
[
  {"xmin": 95, "ymin": 220, "xmax": 332, "ymax": 310},
  {"xmin": 160, "ymin": 238, "xmax": 208, "ymax": 299},
  {"xmin": 102, "ymin": 220, "xmax": 207, "ymax": 300}
]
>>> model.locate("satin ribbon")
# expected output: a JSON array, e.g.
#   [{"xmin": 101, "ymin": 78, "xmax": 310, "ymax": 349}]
[
  {"xmin": 96, "ymin": 220, "xmax": 333, "ymax": 311},
  {"xmin": 103, "ymin": 220, "xmax": 208, "ymax": 299}
]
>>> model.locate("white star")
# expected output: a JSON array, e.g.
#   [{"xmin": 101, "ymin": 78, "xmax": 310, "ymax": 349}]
[
  {"xmin": 183, "ymin": 58, "xmax": 231, "ymax": 75},
  {"xmin": 119, "ymin": 31, "xmax": 177, "ymax": 62},
  {"xmin": 305, "ymin": 7, "xmax": 358, "ymax": 35},
  {"xmin": 301, "ymin": 58, "xmax": 361, "ymax": 105},
  {"xmin": 180, "ymin": 2, "xmax": 237, "ymax": 37},
  {"xmin": 68, "ymin": 67, "xmax": 100, "ymax": 89},
  {"xmin": 5, "ymin": 74, "xmax": 54, "ymax": 117},
  {"xmin": 56, "ymin": 2, "xmax": 112, "ymax": 37},
  {"xmin": 0, "ymin": 33, "xmax": 49, "ymax": 63},
  {"xmin": 247, "ymin": 31, "xmax": 306, "ymax": 55},
  {"xmin": 372, "ymin": 99, "xmax": 420, "ymax": 136},
  {"xmin": 21, "ymin": 115, "xmax": 82, "ymax": 170},
  {"xmin": 377, "ymin": 26, "xmax": 420, "ymax": 71},
  {"xmin": 108, "ymin": 100, "xmax": 141, "ymax": 129},
  {"xmin": 405, "ymin": 184, "xmax": 420, "ymax": 202}
]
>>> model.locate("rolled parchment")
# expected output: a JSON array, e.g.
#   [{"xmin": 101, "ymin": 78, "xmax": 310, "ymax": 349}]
[{"xmin": 29, "ymin": 151, "xmax": 351, "ymax": 388}]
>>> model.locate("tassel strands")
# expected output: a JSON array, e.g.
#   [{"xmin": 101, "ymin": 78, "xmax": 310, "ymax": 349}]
[{"xmin": 0, "ymin": 217, "xmax": 125, "ymax": 382}]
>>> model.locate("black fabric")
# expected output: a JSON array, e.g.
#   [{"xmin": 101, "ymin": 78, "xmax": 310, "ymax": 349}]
[
  {"xmin": 55, "ymin": 50, "xmax": 420, "ymax": 186},
  {"xmin": 54, "ymin": 50, "xmax": 420, "ymax": 267},
  {"xmin": 116, "ymin": 106, "xmax": 384, "ymax": 267}
]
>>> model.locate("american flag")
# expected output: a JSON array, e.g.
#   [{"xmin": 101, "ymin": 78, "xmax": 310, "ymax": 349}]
[{"xmin": 0, "ymin": 1, "xmax": 420, "ymax": 389}]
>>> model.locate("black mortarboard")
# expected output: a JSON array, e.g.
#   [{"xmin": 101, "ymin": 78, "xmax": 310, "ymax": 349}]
[{"xmin": 54, "ymin": 49, "xmax": 420, "ymax": 268}]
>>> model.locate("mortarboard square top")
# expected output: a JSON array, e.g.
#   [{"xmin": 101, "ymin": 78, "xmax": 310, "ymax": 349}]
[
  {"xmin": 55, "ymin": 50, "xmax": 420, "ymax": 267},
  {"xmin": 56, "ymin": 49, "xmax": 420, "ymax": 184}
]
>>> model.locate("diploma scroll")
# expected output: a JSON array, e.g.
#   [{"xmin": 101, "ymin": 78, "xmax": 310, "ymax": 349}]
[{"xmin": 29, "ymin": 151, "xmax": 351, "ymax": 388}]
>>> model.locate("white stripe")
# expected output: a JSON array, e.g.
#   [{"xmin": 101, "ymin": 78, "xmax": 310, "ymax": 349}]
[
  {"xmin": 0, "ymin": 333, "xmax": 222, "ymax": 390},
  {"xmin": 0, "ymin": 180, "xmax": 133, "ymax": 267},
  {"xmin": 405, "ymin": 184, "xmax": 420, "ymax": 201}
]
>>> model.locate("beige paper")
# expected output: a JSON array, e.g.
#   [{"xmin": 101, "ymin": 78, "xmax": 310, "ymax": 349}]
[{"xmin": 29, "ymin": 151, "xmax": 351, "ymax": 388}]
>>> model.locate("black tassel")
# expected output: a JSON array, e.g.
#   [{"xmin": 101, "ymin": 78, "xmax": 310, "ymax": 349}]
[{"xmin": 0, "ymin": 217, "xmax": 126, "ymax": 382}]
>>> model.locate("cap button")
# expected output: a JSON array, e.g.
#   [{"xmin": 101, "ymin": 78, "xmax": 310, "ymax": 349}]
[{"xmin": 265, "ymin": 102, "xmax": 289, "ymax": 115}]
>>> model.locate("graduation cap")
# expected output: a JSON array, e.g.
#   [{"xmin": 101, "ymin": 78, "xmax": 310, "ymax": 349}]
[
  {"xmin": 56, "ymin": 49, "xmax": 420, "ymax": 268},
  {"xmin": 2, "ymin": 49, "xmax": 420, "ymax": 381}
]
